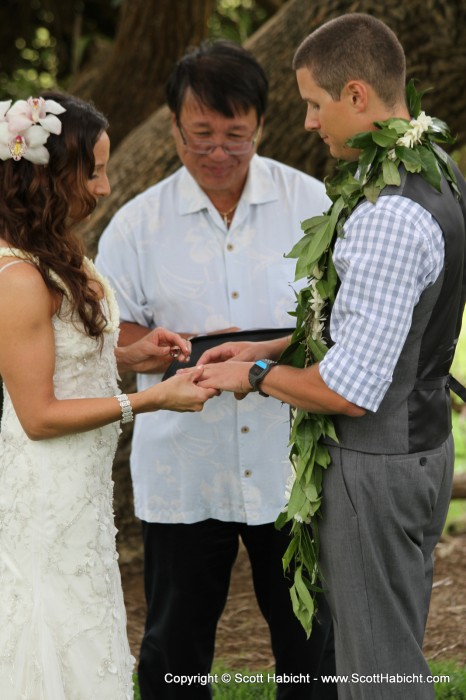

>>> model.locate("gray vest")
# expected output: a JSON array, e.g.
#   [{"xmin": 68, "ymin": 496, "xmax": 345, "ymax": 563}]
[{"xmin": 326, "ymin": 160, "xmax": 466, "ymax": 455}]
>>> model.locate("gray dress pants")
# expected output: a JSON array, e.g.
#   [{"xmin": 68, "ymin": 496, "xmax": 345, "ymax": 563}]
[{"xmin": 319, "ymin": 435, "xmax": 454, "ymax": 700}]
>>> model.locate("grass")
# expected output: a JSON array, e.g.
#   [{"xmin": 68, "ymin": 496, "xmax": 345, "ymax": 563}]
[
  {"xmin": 430, "ymin": 661, "xmax": 466, "ymax": 699},
  {"xmin": 448, "ymin": 314, "xmax": 466, "ymax": 531},
  {"xmin": 132, "ymin": 661, "xmax": 466, "ymax": 698}
]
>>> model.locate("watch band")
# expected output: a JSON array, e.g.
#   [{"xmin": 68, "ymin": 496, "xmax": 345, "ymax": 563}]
[{"xmin": 248, "ymin": 359, "xmax": 278, "ymax": 397}]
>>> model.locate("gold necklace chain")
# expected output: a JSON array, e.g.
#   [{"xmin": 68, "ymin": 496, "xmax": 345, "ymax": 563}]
[{"xmin": 218, "ymin": 201, "xmax": 239, "ymax": 226}]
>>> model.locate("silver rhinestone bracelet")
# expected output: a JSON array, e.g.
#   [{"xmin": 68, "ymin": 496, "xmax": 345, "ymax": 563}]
[{"xmin": 115, "ymin": 393, "xmax": 134, "ymax": 424}]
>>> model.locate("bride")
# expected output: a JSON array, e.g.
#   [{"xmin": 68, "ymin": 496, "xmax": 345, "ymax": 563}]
[{"xmin": 0, "ymin": 92, "xmax": 216, "ymax": 699}]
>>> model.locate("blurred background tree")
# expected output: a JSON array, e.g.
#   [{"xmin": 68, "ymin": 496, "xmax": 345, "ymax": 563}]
[
  {"xmin": 0, "ymin": 0, "xmax": 284, "ymax": 145},
  {"xmin": 2, "ymin": 0, "xmax": 464, "ymax": 160}
]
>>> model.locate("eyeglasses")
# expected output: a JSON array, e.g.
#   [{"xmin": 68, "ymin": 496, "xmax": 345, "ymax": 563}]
[{"xmin": 176, "ymin": 122, "xmax": 260, "ymax": 155}]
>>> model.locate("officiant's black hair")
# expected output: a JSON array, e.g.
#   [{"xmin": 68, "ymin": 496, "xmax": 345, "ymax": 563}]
[{"xmin": 166, "ymin": 40, "xmax": 268, "ymax": 123}]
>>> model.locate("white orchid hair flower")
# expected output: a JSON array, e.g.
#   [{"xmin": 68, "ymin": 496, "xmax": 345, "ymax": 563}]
[{"xmin": 0, "ymin": 96, "xmax": 66, "ymax": 164}]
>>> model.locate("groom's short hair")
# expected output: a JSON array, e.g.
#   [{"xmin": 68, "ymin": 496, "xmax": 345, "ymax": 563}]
[{"xmin": 293, "ymin": 13, "xmax": 407, "ymax": 109}]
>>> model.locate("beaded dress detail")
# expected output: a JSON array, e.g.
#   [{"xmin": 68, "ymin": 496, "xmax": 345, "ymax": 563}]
[{"xmin": 0, "ymin": 249, "xmax": 134, "ymax": 699}]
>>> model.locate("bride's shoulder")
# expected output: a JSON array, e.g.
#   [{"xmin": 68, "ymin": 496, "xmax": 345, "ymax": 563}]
[
  {"xmin": 0, "ymin": 247, "xmax": 48, "ymax": 303},
  {"xmin": 0, "ymin": 245, "xmax": 39, "ymax": 276}
]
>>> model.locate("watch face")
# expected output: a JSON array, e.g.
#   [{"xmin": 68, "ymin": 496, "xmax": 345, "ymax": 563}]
[
  {"xmin": 248, "ymin": 358, "xmax": 276, "ymax": 396},
  {"xmin": 248, "ymin": 359, "xmax": 275, "ymax": 392},
  {"xmin": 250, "ymin": 360, "xmax": 268, "ymax": 378}
]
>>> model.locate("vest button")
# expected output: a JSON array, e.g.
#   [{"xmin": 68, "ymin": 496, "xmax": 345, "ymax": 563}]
[{"xmin": 419, "ymin": 457, "xmax": 427, "ymax": 466}]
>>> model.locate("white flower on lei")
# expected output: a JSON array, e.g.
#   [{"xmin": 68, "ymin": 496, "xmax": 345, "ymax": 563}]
[
  {"xmin": 396, "ymin": 110, "xmax": 434, "ymax": 149},
  {"xmin": 309, "ymin": 278, "xmax": 326, "ymax": 341},
  {"xmin": 284, "ymin": 469, "xmax": 296, "ymax": 501},
  {"xmin": 311, "ymin": 317, "xmax": 325, "ymax": 340}
]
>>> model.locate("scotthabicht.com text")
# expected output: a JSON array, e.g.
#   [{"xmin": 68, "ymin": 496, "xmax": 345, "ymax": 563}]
[{"xmin": 164, "ymin": 672, "xmax": 450, "ymax": 686}]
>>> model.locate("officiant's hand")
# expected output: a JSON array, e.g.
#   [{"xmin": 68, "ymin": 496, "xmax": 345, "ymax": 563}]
[{"xmin": 115, "ymin": 327, "xmax": 192, "ymax": 373}]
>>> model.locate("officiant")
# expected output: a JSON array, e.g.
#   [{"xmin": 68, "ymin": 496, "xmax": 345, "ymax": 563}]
[{"xmin": 96, "ymin": 39, "xmax": 336, "ymax": 700}]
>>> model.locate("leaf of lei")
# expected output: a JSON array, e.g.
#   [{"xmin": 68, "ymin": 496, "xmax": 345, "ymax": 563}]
[{"xmin": 275, "ymin": 80, "xmax": 458, "ymax": 638}]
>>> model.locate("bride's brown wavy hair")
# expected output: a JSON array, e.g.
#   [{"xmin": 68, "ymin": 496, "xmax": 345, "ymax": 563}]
[{"xmin": 0, "ymin": 91, "xmax": 109, "ymax": 339}]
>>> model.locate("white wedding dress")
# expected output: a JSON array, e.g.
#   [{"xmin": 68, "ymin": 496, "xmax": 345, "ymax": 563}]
[{"xmin": 0, "ymin": 249, "xmax": 134, "ymax": 699}]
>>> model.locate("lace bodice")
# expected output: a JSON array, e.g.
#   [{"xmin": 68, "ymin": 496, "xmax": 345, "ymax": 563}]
[{"xmin": 0, "ymin": 248, "xmax": 134, "ymax": 699}]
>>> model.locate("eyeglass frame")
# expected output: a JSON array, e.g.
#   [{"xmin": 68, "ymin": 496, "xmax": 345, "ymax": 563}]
[{"xmin": 176, "ymin": 121, "xmax": 261, "ymax": 156}]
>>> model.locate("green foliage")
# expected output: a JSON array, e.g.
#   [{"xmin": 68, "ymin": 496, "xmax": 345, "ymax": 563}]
[
  {"xmin": 133, "ymin": 676, "xmax": 140, "ymax": 700},
  {"xmin": 451, "ymin": 311, "xmax": 466, "ymax": 472},
  {"xmin": 0, "ymin": 27, "xmax": 58, "ymax": 100},
  {"xmin": 446, "ymin": 311, "xmax": 466, "ymax": 531},
  {"xmin": 0, "ymin": 0, "xmax": 271, "ymax": 101},
  {"xmin": 452, "ymin": 311, "xmax": 466, "ymax": 384},
  {"xmin": 429, "ymin": 661, "xmax": 466, "ymax": 699},
  {"xmin": 453, "ymin": 411, "xmax": 466, "ymax": 472},
  {"xmin": 208, "ymin": 0, "xmax": 271, "ymax": 43}
]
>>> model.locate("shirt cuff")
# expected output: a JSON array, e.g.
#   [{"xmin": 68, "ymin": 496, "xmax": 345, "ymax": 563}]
[{"xmin": 319, "ymin": 344, "xmax": 392, "ymax": 412}]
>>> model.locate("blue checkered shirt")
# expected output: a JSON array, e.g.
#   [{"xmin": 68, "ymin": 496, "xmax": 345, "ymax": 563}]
[{"xmin": 319, "ymin": 195, "xmax": 444, "ymax": 412}]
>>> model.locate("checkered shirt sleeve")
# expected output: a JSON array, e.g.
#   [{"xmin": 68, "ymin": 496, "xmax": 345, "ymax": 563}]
[{"xmin": 319, "ymin": 195, "xmax": 444, "ymax": 412}]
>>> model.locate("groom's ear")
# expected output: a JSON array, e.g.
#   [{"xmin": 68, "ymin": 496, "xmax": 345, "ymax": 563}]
[{"xmin": 343, "ymin": 80, "xmax": 369, "ymax": 113}]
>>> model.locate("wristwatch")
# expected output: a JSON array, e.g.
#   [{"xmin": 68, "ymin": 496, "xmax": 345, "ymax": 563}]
[{"xmin": 248, "ymin": 359, "xmax": 278, "ymax": 397}]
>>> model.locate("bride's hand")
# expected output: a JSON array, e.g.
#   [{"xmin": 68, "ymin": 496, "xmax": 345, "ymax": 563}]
[{"xmin": 149, "ymin": 366, "xmax": 219, "ymax": 412}]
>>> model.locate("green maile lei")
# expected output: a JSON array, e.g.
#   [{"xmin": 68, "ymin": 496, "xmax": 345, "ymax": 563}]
[{"xmin": 274, "ymin": 81, "xmax": 458, "ymax": 637}]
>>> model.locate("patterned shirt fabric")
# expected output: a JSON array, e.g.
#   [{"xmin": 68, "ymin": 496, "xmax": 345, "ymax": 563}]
[
  {"xmin": 96, "ymin": 155, "xmax": 330, "ymax": 524},
  {"xmin": 319, "ymin": 195, "xmax": 445, "ymax": 412}
]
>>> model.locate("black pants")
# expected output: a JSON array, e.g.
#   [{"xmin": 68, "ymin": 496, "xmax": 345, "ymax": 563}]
[{"xmin": 138, "ymin": 519, "xmax": 337, "ymax": 700}]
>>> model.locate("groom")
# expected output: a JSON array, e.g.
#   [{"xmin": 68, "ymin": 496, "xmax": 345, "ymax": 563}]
[{"xmin": 196, "ymin": 13, "xmax": 466, "ymax": 700}]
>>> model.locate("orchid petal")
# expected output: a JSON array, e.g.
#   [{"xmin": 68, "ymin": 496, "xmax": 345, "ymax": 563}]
[
  {"xmin": 6, "ymin": 99, "xmax": 30, "ymax": 118},
  {"xmin": 43, "ymin": 99, "xmax": 66, "ymax": 116},
  {"xmin": 0, "ymin": 100, "xmax": 12, "ymax": 120},
  {"xmin": 39, "ymin": 114, "xmax": 63, "ymax": 135},
  {"xmin": 7, "ymin": 114, "xmax": 33, "ymax": 133},
  {"xmin": 26, "ymin": 96, "xmax": 46, "ymax": 119},
  {"xmin": 0, "ymin": 122, "xmax": 11, "ymax": 159},
  {"xmin": 26, "ymin": 124, "xmax": 50, "ymax": 147},
  {"xmin": 23, "ymin": 145, "xmax": 50, "ymax": 165},
  {"xmin": 0, "ymin": 145, "xmax": 10, "ymax": 160}
]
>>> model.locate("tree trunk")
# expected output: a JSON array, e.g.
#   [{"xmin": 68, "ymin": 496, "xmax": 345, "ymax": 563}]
[
  {"xmin": 81, "ymin": 0, "xmax": 466, "ymax": 256},
  {"xmin": 72, "ymin": 0, "xmax": 216, "ymax": 148},
  {"xmin": 452, "ymin": 473, "xmax": 466, "ymax": 500}
]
